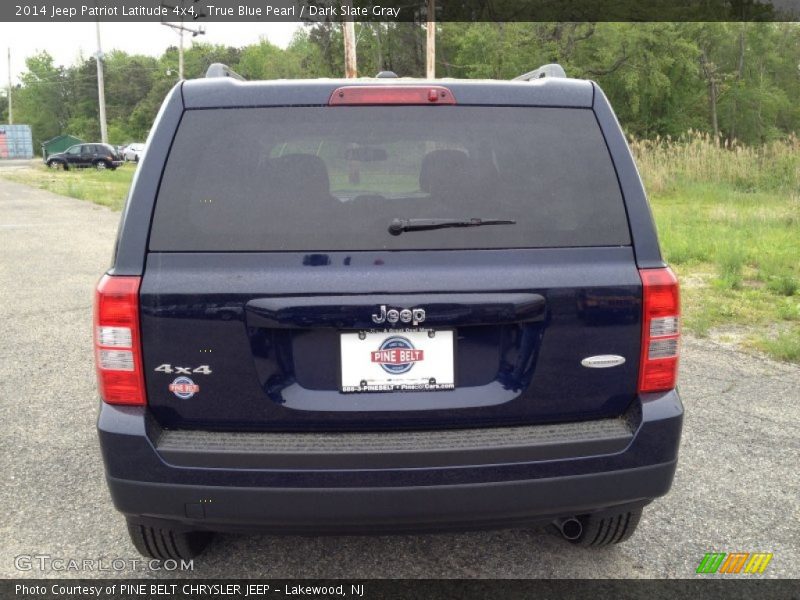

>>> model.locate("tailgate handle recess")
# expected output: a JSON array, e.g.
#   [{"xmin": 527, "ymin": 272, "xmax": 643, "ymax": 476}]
[{"xmin": 245, "ymin": 293, "xmax": 545, "ymax": 329}]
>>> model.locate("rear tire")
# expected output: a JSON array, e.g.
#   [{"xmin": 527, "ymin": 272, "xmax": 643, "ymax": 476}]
[
  {"xmin": 126, "ymin": 519, "xmax": 213, "ymax": 560},
  {"xmin": 94, "ymin": 160, "xmax": 108, "ymax": 170},
  {"xmin": 567, "ymin": 508, "xmax": 643, "ymax": 546}
]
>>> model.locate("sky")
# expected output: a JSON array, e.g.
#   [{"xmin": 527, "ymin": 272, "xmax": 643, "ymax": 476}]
[{"xmin": 0, "ymin": 22, "xmax": 301, "ymax": 85}]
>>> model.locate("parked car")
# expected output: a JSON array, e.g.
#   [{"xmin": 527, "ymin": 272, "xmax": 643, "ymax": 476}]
[
  {"xmin": 95, "ymin": 63, "xmax": 682, "ymax": 560},
  {"xmin": 46, "ymin": 143, "xmax": 122, "ymax": 170},
  {"xmin": 122, "ymin": 143, "xmax": 146, "ymax": 162}
]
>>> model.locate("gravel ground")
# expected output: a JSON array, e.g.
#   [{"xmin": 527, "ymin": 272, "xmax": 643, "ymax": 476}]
[{"xmin": 0, "ymin": 179, "xmax": 797, "ymax": 579}]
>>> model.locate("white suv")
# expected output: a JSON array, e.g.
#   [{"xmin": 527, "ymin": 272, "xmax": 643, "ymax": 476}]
[{"xmin": 122, "ymin": 143, "xmax": 145, "ymax": 162}]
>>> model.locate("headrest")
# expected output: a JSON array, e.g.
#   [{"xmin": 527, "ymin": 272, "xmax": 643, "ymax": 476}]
[
  {"xmin": 419, "ymin": 149, "xmax": 472, "ymax": 197},
  {"xmin": 270, "ymin": 153, "xmax": 331, "ymax": 199}
]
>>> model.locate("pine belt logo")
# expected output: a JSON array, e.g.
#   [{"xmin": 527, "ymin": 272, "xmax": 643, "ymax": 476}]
[
  {"xmin": 696, "ymin": 552, "xmax": 773, "ymax": 574},
  {"xmin": 371, "ymin": 336, "xmax": 425, "ymax": 374},
  {"xmin": 168, "ymin": 376, "xmax": 200, "ymax": 400},
  {"xmin": 155, "ymin": 364, "xmax": 212, "ymax": 399}
]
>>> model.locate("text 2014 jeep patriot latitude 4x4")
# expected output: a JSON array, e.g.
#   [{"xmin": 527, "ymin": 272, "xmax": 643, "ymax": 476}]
[{"xmin": 95, "ymin": 63, "xmax": 682, "ymax": 559}]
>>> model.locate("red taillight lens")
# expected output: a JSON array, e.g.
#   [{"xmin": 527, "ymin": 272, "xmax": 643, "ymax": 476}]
[
  {"xmin": 329, "ymin": 86, "xmax": 456, "ymax": 105},
  {"xmin": 94, "ymin": 274, "xmax": 146, "ymax": 405},
  {"xmin": 638, "ymin": 267, "xmax": 680, "ymax": 393}
]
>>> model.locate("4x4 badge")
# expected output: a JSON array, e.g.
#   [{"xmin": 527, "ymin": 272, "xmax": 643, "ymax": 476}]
[{"xmin": 371, "ymin": 305, "xmax": 426, "ymax": 326}]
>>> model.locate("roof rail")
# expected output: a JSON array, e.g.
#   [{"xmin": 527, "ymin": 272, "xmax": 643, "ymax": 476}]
[
  {"xmin": 512, "ymin": 64, "xmax": 567, "ymax": 81},
  {"xmin": 205, "ymin": 63, "xmax": 246, "ymax": 81}
]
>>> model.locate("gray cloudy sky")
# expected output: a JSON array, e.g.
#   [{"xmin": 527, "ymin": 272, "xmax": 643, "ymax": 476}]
[{"xmin": 0, "ymin": 22, "xmax": 301, "ymax": 85}]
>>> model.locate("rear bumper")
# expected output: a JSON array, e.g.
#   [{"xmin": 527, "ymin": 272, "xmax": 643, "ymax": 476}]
[{"xmin": 98, "ymin": 390, "xmax": 683, "ymax": 533}]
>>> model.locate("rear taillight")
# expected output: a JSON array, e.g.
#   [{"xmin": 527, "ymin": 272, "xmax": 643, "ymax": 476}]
[
  {"xmin": 94, "ymin": 274, "xmax": 145, "ymax": 405},
  {"xmin": 329, "ymin": 86, "xmax": 456, "ymax": 105},
  {"xmin": 638, "ymin": 267, "xmax": 680, "ymax": 393}
]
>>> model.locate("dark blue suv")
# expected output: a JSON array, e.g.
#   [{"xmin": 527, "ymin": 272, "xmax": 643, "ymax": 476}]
[{"xmin": 95, "ymin": 64, "xmax": 683, "ymax": 559}]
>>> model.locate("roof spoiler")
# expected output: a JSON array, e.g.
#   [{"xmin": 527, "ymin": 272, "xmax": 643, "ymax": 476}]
[
  {"xmin": 512, "ymin": 64, "xmax": 567, "ymax": 81},
  {"xmin": 205, "ymin": 63, "xmax": 246, "ymax": 81}
]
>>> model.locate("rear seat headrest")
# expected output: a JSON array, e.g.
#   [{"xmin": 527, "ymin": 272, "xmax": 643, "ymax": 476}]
[
  {"xmin": 419, "ymin": 150, "xmax": 472, "ymax": 197},
  {"xmin": 270, "ymin": 154, "xmax": 331, "ymax": 199}
]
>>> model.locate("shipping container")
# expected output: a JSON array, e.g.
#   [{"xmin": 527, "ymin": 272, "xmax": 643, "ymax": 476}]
[{"xmin": 0, "ymin": 124, "xmax": 34, "ymax": 159}]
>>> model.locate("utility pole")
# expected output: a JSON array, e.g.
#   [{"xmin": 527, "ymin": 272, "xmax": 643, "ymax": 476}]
[
  {"xmin": 161, "ymin": 21, "xmax": 206, "ymax": 80},
  {"xmin": 426, "ymin": 0, "xmax": 435, "ymax": 79},
  {"xmin": 6, "ymin": 48, "xmax": 12, "ymax": 124},
  {"xmin": 95, "ymin": 21, "xmax": 108, "ymax": 143},
  {"xmin": 161, "ymin": 2, "xmax": 206, "ymax": 81},
  {"xmin": 342, "ymin": 0, "xmax": 357, "ymax": 78},
  {"xmin": 179, "ymin": 25, "xmax": 184, "ymax": 80}
]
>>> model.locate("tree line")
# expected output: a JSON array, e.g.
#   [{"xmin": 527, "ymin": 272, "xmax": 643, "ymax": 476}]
[{"xmin": 1, "ymin": 22, "xmax": 798, "ymax": 151}]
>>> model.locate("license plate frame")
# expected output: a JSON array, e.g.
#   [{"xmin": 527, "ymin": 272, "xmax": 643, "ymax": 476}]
[{"xmin": 339, "ymin": 329, "xmax": 456, "ymax": 393}]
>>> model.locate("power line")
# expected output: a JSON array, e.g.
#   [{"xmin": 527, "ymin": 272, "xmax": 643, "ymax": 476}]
[{"xmin": 160, "ymin": 1, "xmax": 206, "ymax": 80}]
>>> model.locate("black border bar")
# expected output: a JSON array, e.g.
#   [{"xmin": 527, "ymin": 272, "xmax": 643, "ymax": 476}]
[
  {"xmin": 5, "ymin": 579, "xmax": 800, "ymax": 600},
  {"xmin": 4, "ymin": 0, "xmax": 800, "ymax": 22}
]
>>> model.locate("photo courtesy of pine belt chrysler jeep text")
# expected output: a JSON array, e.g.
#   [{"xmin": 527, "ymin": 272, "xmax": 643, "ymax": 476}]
[{"xmin": 94, "ymin": 63, "xmax": 683, "ymax": 559}]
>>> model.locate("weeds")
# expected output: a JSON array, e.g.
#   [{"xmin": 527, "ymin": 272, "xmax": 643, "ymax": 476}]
[
  {"xmin": 630, "ymin": 131, "xmax": 800, "ymax": 195},
  {"xmin": 3, "ymin": 163, "xmax": 133, "ymax": 210},
  {"xmin": 757, "ymin": 333, "xmax": 800, "ymax": 362},
  {"xmin": 638, "ymin": 131, "xmax": 799, "ymax": 362}
]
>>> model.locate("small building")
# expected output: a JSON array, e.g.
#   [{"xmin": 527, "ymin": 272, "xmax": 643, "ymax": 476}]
[
  {"xmin": 0, "ymin": 124, "xmax": 34, "ymax": 159},
  {"xmin": 41, "ymin": 134, "xmax": 83, "ymax": 160}
]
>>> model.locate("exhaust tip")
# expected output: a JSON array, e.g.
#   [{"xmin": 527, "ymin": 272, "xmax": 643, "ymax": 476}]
[{"xmin": 556, "ymin": 517, "xmax": 583, "ymax": 541}]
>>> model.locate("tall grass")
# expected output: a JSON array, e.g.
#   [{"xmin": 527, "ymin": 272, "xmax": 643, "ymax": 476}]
[
  {"xmin": 632, "ymin": 131, "xmax": 800, "ymax": 361},
  {"xmin": 630, "ymin": 131, "xmax": 800, "ymax": 196}
]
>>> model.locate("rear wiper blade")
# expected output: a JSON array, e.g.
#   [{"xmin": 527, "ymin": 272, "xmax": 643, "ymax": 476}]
[{"xmin": 388, "ymin": 217, "xmax": 516, "ymax": 236}]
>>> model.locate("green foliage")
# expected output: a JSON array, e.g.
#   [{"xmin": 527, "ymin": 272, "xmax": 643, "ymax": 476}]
[
  {"xmin": 13, "ymin": 52, "xmax": 70, "ymax": 147},
  {"xmin": 7, "ymin": 23, "xmax": 800, "ymax": 151}
]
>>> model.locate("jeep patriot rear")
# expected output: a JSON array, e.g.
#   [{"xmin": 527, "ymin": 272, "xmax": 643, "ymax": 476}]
[{"xmin": 95, "ymin": 64, "xmax": 683, "ymax": 559}]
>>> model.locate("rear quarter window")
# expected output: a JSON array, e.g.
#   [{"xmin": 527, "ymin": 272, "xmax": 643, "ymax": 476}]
[{"xmin": 149, "ymin": 105, "xmax": 630, "ymax": 251}]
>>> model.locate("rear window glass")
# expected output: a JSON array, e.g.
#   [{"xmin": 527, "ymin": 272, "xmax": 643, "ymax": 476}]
[{"xmin": 150, "ymin": 106, "xmax": 630, "ymax": 251}]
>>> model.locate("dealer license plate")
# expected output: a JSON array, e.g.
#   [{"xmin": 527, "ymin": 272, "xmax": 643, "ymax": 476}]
[{"xmin": 340, "ymin": 329, "xmax": 455, "ymax": 393}]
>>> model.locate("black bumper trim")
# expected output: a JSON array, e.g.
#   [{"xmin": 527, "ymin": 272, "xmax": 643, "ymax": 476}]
[
  {"xmin": 154, "ymin": 410, "xmax": 636, "ymax": 470},
  {"xmin": 109, "ymin": 460, "xmax": 675, "ymax": 534}
]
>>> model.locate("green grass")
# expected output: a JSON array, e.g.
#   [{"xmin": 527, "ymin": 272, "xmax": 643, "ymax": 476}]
[
  {"xmin": 759, "ymin": 333, "xmax": 800, "ymax": 362},
  {"xmin": 3, "ymin": 139, "xmax": 799, "ymax": 363},
  {"xmin": 641, "ymin": 134, "xmax": 800, "ymax": 362},
  {"xmin": 3, "ymin": 162, "xmax": 135, "ymax": 210}
]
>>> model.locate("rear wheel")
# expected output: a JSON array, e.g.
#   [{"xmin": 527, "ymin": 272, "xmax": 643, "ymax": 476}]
[
  {"xmin": 126, "ymin": 519, "xmax": 213, "ymax": 560},
  {"xmin": 564, "ymin": 508, "xmax": 643, "ymax": 547},
  {"xmin": 94, "ymin": 160, "xmax": 108, "ymax": 170}
]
